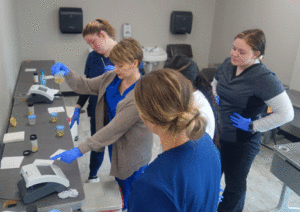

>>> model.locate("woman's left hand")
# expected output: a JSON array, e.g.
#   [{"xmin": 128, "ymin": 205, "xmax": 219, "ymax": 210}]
[{"xmin": 230, "ymin": 112, "xmax": 251, "ymax": 132}]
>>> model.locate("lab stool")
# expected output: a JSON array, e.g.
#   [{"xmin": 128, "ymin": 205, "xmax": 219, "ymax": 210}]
[
  {"xmin": 65, "ymin": 106, "xmax": 78, "ymax": 142},
  {"xmin": 81, "ymin": 179, "xmax": 122, "ymax": 212}
]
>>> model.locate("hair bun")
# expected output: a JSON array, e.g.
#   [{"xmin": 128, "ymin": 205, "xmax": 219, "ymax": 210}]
[{"xmin": 179, "ymin": 109, "xmax": 200, "ymax": 127}]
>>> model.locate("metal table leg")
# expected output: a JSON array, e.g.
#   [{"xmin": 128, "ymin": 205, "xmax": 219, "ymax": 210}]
[{"xmin": 269, "ymin": 184, "xmax": 300, "ymax": 212}]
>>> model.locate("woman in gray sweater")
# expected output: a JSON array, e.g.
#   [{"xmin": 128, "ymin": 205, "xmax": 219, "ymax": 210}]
[{"xmin": 50, "ymin": 38, "xmax": 153, "ymax": 210}]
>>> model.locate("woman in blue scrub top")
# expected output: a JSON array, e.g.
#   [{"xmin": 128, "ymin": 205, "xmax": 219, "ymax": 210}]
[
  {"xmin": 129, "ymin": 69, "xmax": 221, "ymax": 211},
  {"xmin": 50, "ymin": 38, "xmax": 153, "ymax": 211}
]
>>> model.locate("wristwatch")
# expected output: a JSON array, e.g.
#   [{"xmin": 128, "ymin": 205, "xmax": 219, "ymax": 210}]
[{"xmin": 249, "ymin": 122, "xmax": 256, "ymax": 134}]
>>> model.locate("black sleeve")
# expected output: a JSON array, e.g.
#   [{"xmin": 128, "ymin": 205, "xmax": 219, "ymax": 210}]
[
  {"xmin": 215, "ymin": 57, "xmax": 230, "ymax": 81},
  {"xmin": 76, "ymin": 95, "xmax": 89, "ymax": 108}
]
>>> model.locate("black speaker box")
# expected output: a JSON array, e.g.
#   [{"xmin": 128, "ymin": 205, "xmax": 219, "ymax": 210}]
[
  {"xmin": 170, "ymin": 11, "xmax": 193, "ymax": 34},
  {"xmin": 59, "ymin": 7, "xmax": 83, "ymax": 34}
]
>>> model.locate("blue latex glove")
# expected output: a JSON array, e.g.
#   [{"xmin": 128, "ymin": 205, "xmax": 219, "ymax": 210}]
[
  {"xmin": 214, "ymin": 96, "xmax": 220, "ymax": 105},
  {"xmin": 230, "ymin": 112, "xmax": 251, "ymax": 132},
  {"xmin": 51, "ymin": 62, "xmax": 69, "ymax": 76},
  {"xmin": 40, "ymin": 78, "xmax": 47, "ymax": 85},
  {"xmin": 139, "ymin": 61, "xmax": 144, "ymax": 69},
  {"xmin": 50, "ymin": 147, "xmax": 83, "ymax": 164},
  {"xmin": 104, "ymin": 65, "xmax": 115, "ymax": 73},
  {"xmin": 219, "ymin": 185, "xmax": 224, "ymax": 202},
  {"xmin": 70, "ymin": 107, "xmax": 80, "ymax": 129}
]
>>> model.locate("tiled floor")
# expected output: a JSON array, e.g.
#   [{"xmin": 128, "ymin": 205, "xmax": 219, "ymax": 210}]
[{"xmin": 63, "ymin": 96, "xmax": 300, "ymax": 211}]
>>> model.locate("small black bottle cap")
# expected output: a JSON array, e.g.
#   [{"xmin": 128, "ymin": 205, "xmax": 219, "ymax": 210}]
[
  {"xmin": 23, "ymin": 150, "xmax": 31, "ymax": 156},
  {"xmin": 30, "ymin": 134, "xmax": 37, "ymax": 140},
  {"xmin": 33, "ymin": 73, "xmax": 38, "ymax": 75},
  {"xmin": 28, "ymin": 103, "xmax": 34, "ymax": 107},
  {"xmin": 26, "ymin": 205, "xmax": 37, "ymax": 212}
]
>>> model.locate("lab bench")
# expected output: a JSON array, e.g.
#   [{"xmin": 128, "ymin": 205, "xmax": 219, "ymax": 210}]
[
  {"xmin": 270, "ymin": 142, "xmax": 300, "ymax": 211},
  {"xmin": 279, "ymin": 90, "xmax": 300, "ymax": 139},
  {"xmin": 0, "ymin": 60, "xmax": 85, "ymax": 211}
]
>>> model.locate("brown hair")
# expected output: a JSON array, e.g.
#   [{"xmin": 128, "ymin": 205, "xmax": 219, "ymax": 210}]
[
  {"xmin": 109, "ymin": 38, "xmax": 143, "ymax": 66},
  {"xmin": 235, "ymin": 29, "xmax": 266, "ymax": 59},
  {"xmin": 82, "ymin": 19, "xmax": 115, "ymax": 39},
  {"xmin": 134, "ymin": 69, "xmax": 207, "ymax": 140}
]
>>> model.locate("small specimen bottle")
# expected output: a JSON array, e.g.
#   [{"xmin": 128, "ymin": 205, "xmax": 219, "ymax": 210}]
[
  {"xmin": 30, "ymin": 134, "xmax": 38, "ymax": 152},
  {"xmin": 33, "ymin": 73, "xmax": 39, "ymax": 83},
  {"xmin": 56, "ymin": 125, "xmax": 65, "ymax": 137},
  {"xmin": 28, "ymin": 103, "xmax": 34, "ymax": 115},
  {"xmin": 50, "ymin": 112, "xmax": 58, "ymax": 123}
]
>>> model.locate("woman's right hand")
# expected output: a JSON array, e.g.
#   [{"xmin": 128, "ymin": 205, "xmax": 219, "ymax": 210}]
[
  {"xmin": 104, "ymin": 65, "xmax": 115, "ymax": 72},
  {"xmin": 51, "ymin": 62, "xmax": 70, "ymax": 76}
]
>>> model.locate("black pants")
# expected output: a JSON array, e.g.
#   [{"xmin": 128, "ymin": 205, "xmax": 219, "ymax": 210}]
[
  {"xmin": 89, "ymin": 115, "xmax": 106, "ymax": 177},
  {"xmin": 217, "ymin": 134, "xmax": 261, "ymax": 212}
]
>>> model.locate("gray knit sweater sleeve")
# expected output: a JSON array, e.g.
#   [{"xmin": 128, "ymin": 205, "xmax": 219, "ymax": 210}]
[{"xmin": 253, "ymin": 91, "xmax": 294, "ymax": 132}]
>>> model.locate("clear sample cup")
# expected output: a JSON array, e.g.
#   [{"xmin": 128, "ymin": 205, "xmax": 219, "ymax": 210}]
[
  {"xmin": 56, "ymin": 125, "xmax": 65, "ymax": 137},
  {"xmin": 50, "ymin": 112, "xmax": 58, "ymax": 123},
  {"xmin": 28, "ymin": 115, "xmax": 36, "ymax": 125},
  {"xmin": 54, "ymin": 71, "xmax": 65, "ymax": 84},
  {"xmin": 30, "ymin": 134, "xmax": 38, "ymax": 152}
]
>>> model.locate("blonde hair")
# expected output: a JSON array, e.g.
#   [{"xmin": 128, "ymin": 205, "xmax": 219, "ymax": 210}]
[
  {"xmin": 134, "ymin": 69, "xmax": 207, "ymax": 140},
  {"xmin": 82, "ymin": 19, "xmax": 115, "ymax": 39},
  {"xmin": 109, "ymin": 38, "xmax": 143, "ymax": 66}
]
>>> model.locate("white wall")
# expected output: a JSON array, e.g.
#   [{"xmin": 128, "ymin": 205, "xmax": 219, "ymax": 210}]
[
  {"xmin": 15, "ymin": 0, "xmax": 216, "ymax": 76},
  {"xmin": 209, "ymin": 0, "xmax": 300, "ymax": 86},
  {"xmin": 0, "ymin": 0, "xmax": 21, "ymax": 139},
  {"xmin": 0, "ymin": 0, "xmax": 217, "ymax": 138},
  {"xmin": 2, "ymin": 0, "xmax": 300, "ymax": 141},
  {"xmin": 290, "ymin": 44, "xmax": 300, "ymax": 90}
]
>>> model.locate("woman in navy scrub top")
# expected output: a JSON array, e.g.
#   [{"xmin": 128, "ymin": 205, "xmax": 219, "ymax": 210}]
[
  {"xmin": 212, "ymin": 29, "xmax": 294, "ymax": 211},
  {"xmin": 129, "ymin": 69, "xmax": 221, "ymax": 212},
  {"xmin": 70, "ymin": 19, "xmax": 117, "ymax": 183}
]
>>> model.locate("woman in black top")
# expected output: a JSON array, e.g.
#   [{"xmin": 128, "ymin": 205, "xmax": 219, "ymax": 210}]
[{"xmin": 212, "ymin": 29, "xmax": 294, "ymax": 211}]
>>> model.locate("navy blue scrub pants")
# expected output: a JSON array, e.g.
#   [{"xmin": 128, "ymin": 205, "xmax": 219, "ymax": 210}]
[
  {"xmin": 88, "ymin": 115, "xmax": 148, "ymax": 210},
  {"xmin": 217, "ymin": 133, "xmax": 261, "ymax": 212},
  {"xmin": 89, "ymin": 115, "xmax": 105, "ymax": 177}
]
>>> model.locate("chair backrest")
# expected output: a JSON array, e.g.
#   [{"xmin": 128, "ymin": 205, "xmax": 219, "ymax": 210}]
[
  {"xmin": 201, "ymin": 68, "xmax": 217, "ymax": 83},
  {"xmin": 166, "ymin": 44, "xmax": 193, "ymax": 59}
]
